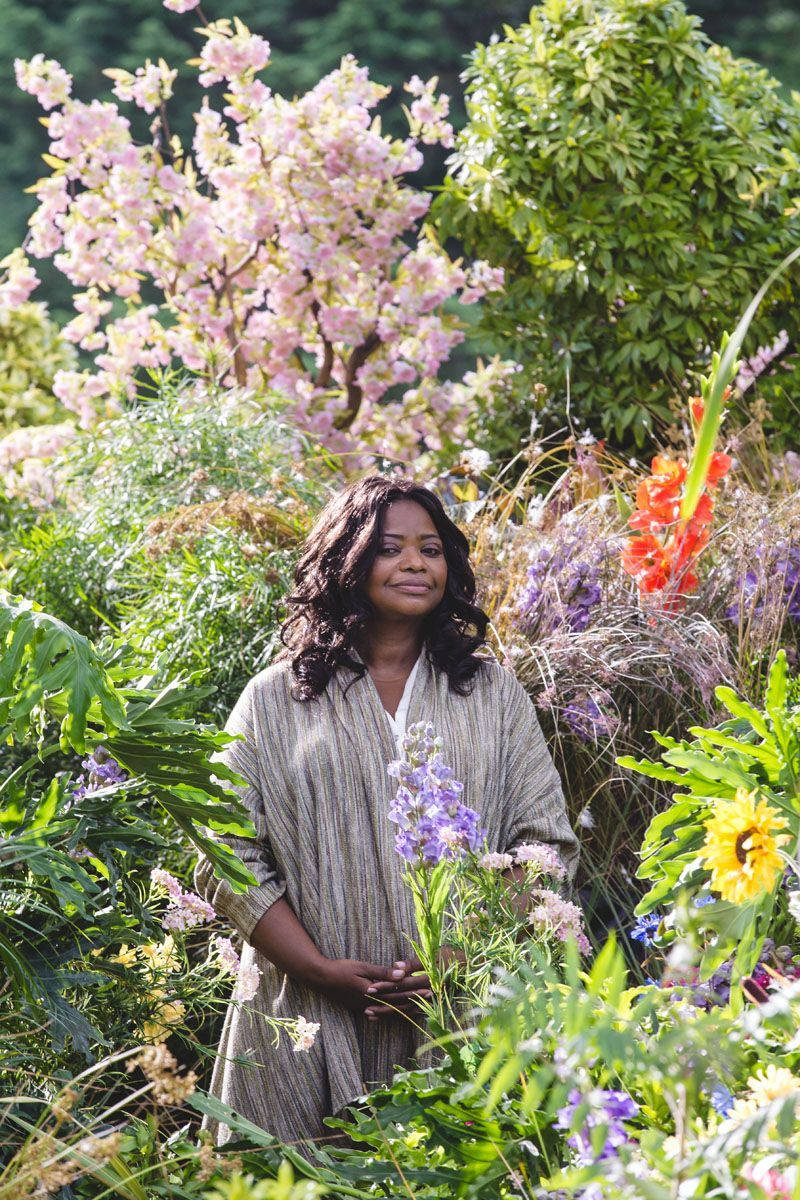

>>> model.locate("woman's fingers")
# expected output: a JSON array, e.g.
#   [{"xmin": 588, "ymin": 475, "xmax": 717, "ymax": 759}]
[
  {"xmin": 364, "ymin": 990, "xmax": 432, "ymax": 1019},
  {"xmin": 360, "ymin": 961, "xmax": 407, "ymax": 983},
  {"xmin": 393, "ymin": 955, "xmax": 423, "ymax": 973},
  {"xmin": 364, "ymin": 972, "xmax": 431, "ymax": 996}
]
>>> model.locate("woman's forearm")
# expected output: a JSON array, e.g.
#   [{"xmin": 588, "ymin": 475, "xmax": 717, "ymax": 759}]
[{"xmin": 249, "ymin": 897, "xmax": 330, "ymax": 988}]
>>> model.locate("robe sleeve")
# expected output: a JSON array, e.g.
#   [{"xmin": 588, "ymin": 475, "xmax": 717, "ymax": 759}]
[
  {"xmin": 193, "ymin": 677, "xmax": 287, "ymax": 943},
  {"xmin": 499, "ymin": 667, "xmax": 580, "ymax": 884}
]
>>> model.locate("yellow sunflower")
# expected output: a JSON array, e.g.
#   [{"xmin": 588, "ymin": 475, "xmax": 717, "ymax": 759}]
[{"xmin": 698, "ymin": 787, "xmax": 790, "ymax": 904}]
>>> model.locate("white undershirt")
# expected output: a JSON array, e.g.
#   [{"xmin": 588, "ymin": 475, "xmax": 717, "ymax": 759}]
[{"xmin": 383, "ymin": 652, "xmax": 423, "ymax": 749}]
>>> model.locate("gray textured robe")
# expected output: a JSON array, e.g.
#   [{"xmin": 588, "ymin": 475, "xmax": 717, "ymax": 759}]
[{"xmin": 193, "ymin": 648, "xmax": 578, "ymax": 1150}]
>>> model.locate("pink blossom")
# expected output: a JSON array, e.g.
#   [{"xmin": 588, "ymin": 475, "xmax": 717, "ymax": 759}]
[
  {"xmin": 528, "ymin": 888, "xmax": 590, "ymax": 954},
  {"xmin": 15, "ymin": 54, "xmax": 72, "ymax": 110},
  {"xmin": 198, "ymin": 23, "xmax": 271, "ymax": 87},
  {"xmin": 213, "ymin": 935, "xmax": 240, "ymax": 973},
  {"xmin": 17, "ymin": 32, "xmax": 500, "ymax": 463},
  {"xmin": 290, "ymin": 1016, "xmax": 320, "ymax": 1052},
  {"xmin": 150, "ymin": 868, "xmax": 184, "ymax": 901},
  {"xmin": 513, "ymin": 842, "xmax": 566, "ymax": 880},
  {"xmin": 110, "ymin": 61, "xmax": 177, "ymax": 115},
  {"xmin": 163, "ymin": 0, "xmax": 200, "ymax": 10},
  {"xmin": 0, "ymin": 250, "xmax": 39, "ymax": 309},
  {"xmin": 151, "ymin": 868, "xmax": 215, "ymax": 931}
]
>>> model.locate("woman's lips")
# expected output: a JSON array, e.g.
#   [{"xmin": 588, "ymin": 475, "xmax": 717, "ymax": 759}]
[{"xmin": 392, "ymin": 582, "xmax": 430, "ymax": 593}]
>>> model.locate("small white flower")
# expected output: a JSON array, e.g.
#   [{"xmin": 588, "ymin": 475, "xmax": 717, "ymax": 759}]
[
  {"xmin": 235, "ymin": 961, "xmax": 261, "ymax": 1002},
  {"xmin": 461, "ymin": 447, "xmax": 491, "ymax": 474},
  {"xmin": 480, "ymin": 851, "xmax": 514, "ymax": 870},
  {"xmin": 291, "ymin": 1015, "xmax": 320, "ymax": 1052},
  {"xmin": 526, "ymin": 494, "xmax": 546, "ymax": 529}
]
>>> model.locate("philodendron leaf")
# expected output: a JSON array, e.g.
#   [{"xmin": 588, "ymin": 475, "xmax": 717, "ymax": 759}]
[{"xmin": 0, "ymin": 593, "xmax": 129, "ymax": 752}]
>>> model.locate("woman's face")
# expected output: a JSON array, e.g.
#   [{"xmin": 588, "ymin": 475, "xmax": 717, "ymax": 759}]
[{"xmin": 364, "ymin": 499, "xmax": 448, "ymax": 622}]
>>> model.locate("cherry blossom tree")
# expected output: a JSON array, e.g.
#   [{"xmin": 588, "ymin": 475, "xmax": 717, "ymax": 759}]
[{"xmin": 8, "ymin": 8, "xmax": 505, "ymax": 462}]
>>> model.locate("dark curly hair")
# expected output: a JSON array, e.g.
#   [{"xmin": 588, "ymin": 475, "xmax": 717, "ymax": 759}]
[{"xmin": 278, "ymin": 474, "xmax": 490, "ymax": 700}]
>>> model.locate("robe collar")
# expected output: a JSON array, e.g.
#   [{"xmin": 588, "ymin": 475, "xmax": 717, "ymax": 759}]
[{"xmin": 329, "ymin": 643, "xmax": 432, "ymax": 765}]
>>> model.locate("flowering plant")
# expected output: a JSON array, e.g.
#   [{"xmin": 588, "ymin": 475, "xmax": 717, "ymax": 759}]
[
  {"xmin": 9, "ymin": 11, "xmax": 504, "ymax": 463},
  {"xmin": 620, "ymin": 650, "xmax": 800, "ymax": 986},
  {"xmin": 386, "ymin": 722, "xmax": 589, "ymax": 1024}
]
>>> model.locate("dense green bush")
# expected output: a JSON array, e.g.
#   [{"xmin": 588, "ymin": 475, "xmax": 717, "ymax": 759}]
[
  {"xmin": 0, "ymin": 300, "xmax": 75, "ymax": 430},
  {"xmin": 435, "ymin": 0, "xmax": 800, "ymax": 449},
  {"xmin": 0, "ymin": 381, "xmax": 335, "ymax": 723}
]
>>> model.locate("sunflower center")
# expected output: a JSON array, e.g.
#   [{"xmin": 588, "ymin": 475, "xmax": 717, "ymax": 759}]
[{"xmin": 735, "ymin": 827, "xmax": 756, "ymax": 864}]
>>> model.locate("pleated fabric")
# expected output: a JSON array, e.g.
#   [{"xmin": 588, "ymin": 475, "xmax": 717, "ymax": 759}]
[{"xmin": 193, "ymin": 648, "xmax": 579, "ymax": 1152}]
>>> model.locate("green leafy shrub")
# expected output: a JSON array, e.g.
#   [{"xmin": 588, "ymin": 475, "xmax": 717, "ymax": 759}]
[
  {"xmin": 0, "ymin": 301, "xmax": 76, "ymax": 430},
  {"xmin": 435, "ymin": 0, "xmax": 800, "ymax": 448},
  {"xmin": 0, "ymin": 593, "xmax": 258, "ymax": 1087},
  {"xmin": 0, "ymin": 380, "xmax": 335, "ymax": 723}
]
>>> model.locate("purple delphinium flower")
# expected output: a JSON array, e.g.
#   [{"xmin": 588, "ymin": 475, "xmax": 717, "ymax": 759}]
[
  {"xmin": 72, "ymin": 745, "xmax": 127, "ymax": 800},
  {"xmin": 387, "ymin": 722, "xmax": 485, "ymax": 866},
  {"xmin": 517, "ymin": 533, "xmax": 607, "ymax": 637},
  {"xmin": 629, "ymin": 912, "xmax": 661, "ymax": 948},
  {"xmin": 555, "ymin": 1088, "xmax": 638, "ymax": 1166}
]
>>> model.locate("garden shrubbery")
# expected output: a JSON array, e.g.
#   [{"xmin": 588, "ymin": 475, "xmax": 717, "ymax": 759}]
[
  {"xmin": 4, "ymin": 0, "xmax": 800, "ymax": 1195},
  {"xmin": 436, "ymin": 0, "xmax": 800, "ymax": 451}
]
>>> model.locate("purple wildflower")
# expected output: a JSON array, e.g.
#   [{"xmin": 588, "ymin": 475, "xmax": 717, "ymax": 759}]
[
  {"xmin": 562, "ymin": 690, "xmax": 620, "ymax": 743},
  {"xmin": 735, "ymin": 329, "xmax": 789, "ymax": 393},
  {"xmin": 72, "ymin": 745, "xmax": 127, "ymax": 800},
  {"xmin": 517, "ymin": 533, "xmax": 606, "ymax": 636},
  {"xmin": 629, "ymin": 912, "xmax": 661, "ymax": 948},
  {"xmin": 387, "ymin": 722, "xmax": 485, "ymax": 866},
  {"xmin": 555, "ymin": 1088, "xmax": 638, "ymax": 1166},
  {"xmin": 727, "ymin": 542, "xmax": 800, "ymax": 625}
]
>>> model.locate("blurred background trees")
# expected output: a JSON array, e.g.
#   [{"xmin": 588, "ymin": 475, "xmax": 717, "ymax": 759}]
[{"xmin": 1, "ymin": 0, "xmax": 798, "ymax": 304}]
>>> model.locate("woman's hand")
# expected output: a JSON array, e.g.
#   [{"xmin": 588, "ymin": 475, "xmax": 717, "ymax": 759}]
[
  {"xmin": 314, "ymin": 958, "xmax": 415, "ymax": 1014},
  {"xmin": 362, "ymin": 951, "xmax": 466, "ymax": 1020}
]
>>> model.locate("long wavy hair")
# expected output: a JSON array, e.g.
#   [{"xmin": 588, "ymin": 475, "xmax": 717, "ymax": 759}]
[{"xmin": 278, "ymin": 474, "xmax": 490, "ymax": 700}]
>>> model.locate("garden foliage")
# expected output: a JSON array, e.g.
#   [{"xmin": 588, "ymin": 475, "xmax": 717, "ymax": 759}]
[
  {"xmin": 0, "ymin": 381, "xmax": 331, "ymax": 723},
  {"xmin": 0, "ymin": 283, "xmax": 75, "ymax": 432},
  {"xmin": 435, "ymin": 0, "xmax": 800, "ymax": 448}
]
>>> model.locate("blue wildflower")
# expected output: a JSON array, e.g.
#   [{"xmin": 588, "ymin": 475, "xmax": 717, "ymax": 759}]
[
  {"xmin": 709, "ymin": 1081, "xmax": 734, "ymax": 1117},
  {"xmin": 629, "ymin": 912, "xmax": 661, "ymax": 947}
]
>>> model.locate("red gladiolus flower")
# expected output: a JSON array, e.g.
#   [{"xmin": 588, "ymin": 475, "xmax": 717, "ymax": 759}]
[
  {"xmin": 621, "ymin": 534, "xmax": 673, "ymax": 592},
  {"xmin": 629, "ymin": 455, "xmax": 687, "ymax": 528},
  {"xmin": 705, "ymin": 451, "xmax": 732, "ymax": 487}
]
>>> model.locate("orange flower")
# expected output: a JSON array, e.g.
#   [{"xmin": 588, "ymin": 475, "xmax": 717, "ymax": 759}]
[
  {"xmin": 667, "ymin": 494, "xmax": 713, "ymax": 574},
  {"xmin": 629, "ymin": 455, "xmax": 687, "ymax": 528},
  {"xmin": 690, "ymin": 396, "xmax": 704, "ymax": 428},
  {"xmin": 621, "ymin": 534, "xmax": 673, "ymax": 592},
  {"xmin": 706, "ymin": 451, "xmax": 732, "ymax": 488}
]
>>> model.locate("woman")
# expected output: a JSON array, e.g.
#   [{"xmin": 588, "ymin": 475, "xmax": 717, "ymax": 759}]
[{"xmin": 194, "ymin": 473, "xmax": 578, "ymax": 1150}]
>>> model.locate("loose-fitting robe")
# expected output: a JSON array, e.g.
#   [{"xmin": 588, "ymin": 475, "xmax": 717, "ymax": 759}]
[{"xmin": 193, "ymin": 648, "xmax": 578, "ymax": 1150}]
